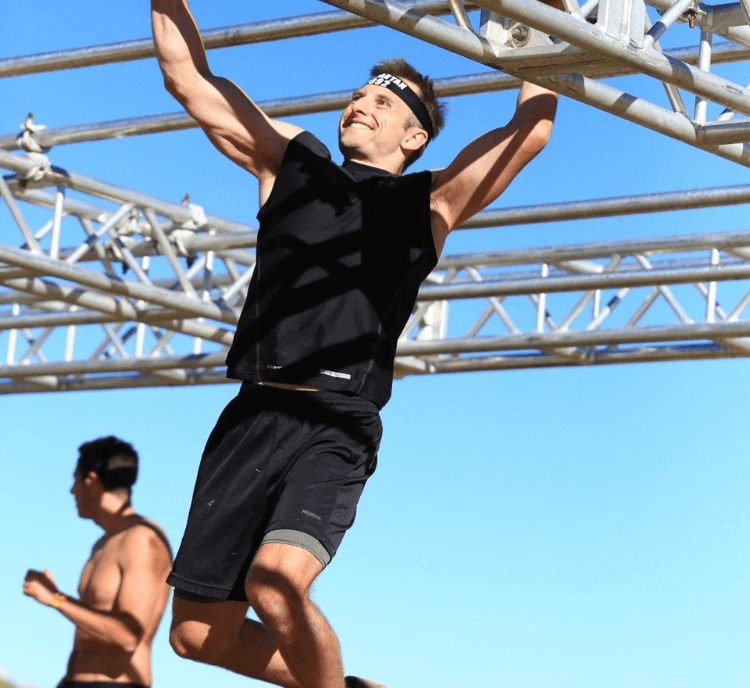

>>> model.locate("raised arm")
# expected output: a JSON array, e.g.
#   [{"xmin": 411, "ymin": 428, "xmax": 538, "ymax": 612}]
[
  {"xmin": 151, "ymin": 0, "xmax": 302, "ymax": 199},
  {"xmin": 429, "ymin": 80, "xmax": 558, "ymax": 256}
]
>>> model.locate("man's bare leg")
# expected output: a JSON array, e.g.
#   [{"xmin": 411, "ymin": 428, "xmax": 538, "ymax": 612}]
[
  {"xmin": 170, "ymin": 596, "xmax": 302, "ymax": 687},
  {"xmin": 170, "ymin": 543, "xmax": 345, "ymax": 688},
  {"xmin": 246, "ymin": 542, "xmax": 345, "ymax": 688}
]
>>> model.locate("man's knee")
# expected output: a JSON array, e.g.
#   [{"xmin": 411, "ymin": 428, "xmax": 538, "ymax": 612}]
[
  {"xmin": 245, "ymin": 543, "xmax": 323, "ymax": 630},
  {"xmin": 245, "ymin": 566, "xmax": 302, "ymax": 631},
  {"xmin": 170, "ymin": 614, "xmax": 232, "ymax": 664},
  {"xmin": 169, "ymin": 594, "xmax": 247, "ymax": 664},
  {"xmin": 169, "ymin": 617, "xmax": 205, "ymax": 660}
]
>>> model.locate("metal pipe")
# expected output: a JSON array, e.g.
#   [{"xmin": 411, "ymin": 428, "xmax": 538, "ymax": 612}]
[
  {"xmin": 0, "ymin": 309, "xmax": 151, "ymax": 331},
  {"xmin": 0, "ymin": 275, "xmax": 235, "ymax": 345},
  {"xmin": 446, "ymin": 0, "xmax": 475, "ymax": 29},
  {"xmin": 697, "ymin": 120, "xmax": 750, "ymax": 144},
  {"xmin": 143, "ymin": 208, "xmax": 198, "ymax": 296},
  {"xmin": 0, "ymin": 244, "xmax": 238, "ymax": 324},
  {"xmin": 400, "ymin": 343, "xmax": 744, "ymax": 372},
  {"xmin": 644, "ymin": 11, "xmax": 689, "ymax": 118},
  {"xmin": 645, "ymin": 0, "xmax": 698, "ymax": 47},
  {"xmin": 0, "ymin": 371, "xmax": 232, "ymax": 395},
  {"xmin": 0, "ymin": 2, "xmax": 475, "ymax": 78},
  {"xmin": 0, "ymin": 175, "xmax": 42, "ymax": 251},
  {"xmin": 700, "ymin": 1, "xmax": 748, "ymax": 28},
  {"xmin": 438, "ymin": 230, "xmax": 750, "ymax": 268},
  {"xmin": 397, "ymin": 319, "xmax": 750, "ymax": 354},
  {"xmin": 707, "ymin": 247, "xmax": 720, "ymax": 322},
  {"xmin": 694, "ymin": 29, "xmax": 713, "ymax": 122},
  {"xmin": 415, "ymin": 262, "xmax": 750, "ymax": 300},
  {"xmin": 0, "ymin": 351, "xmax": 227, "ymax": 379},
  {"xmin": 2, "ymin": 39, "xmax": 750, "ymax": 152},
  {"xmin": 50, "ymin": 187, "xmax": 64, "ymax": 260},
  {"xmin": 460, "ymin": 185, "xmax": 750, "ymax": 228}
]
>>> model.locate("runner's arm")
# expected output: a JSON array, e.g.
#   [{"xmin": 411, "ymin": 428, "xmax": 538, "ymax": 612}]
[
  {"xmin": 429, "ymin": 80, "xmax": 557, "ymax": 255},
  {"xmin": 151, "ymin": 0, "xmax": 302, "ymax": 184},
  {"xmin": 23, "ymin": 567, "xmax": 145, "ymax": 652},
  {"xmin": 23, "ymin": 531, "xmax": 171, "ymax": 652}
]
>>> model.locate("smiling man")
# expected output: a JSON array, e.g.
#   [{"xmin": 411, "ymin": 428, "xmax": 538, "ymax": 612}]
[
  {"xmin": 23, "ymin": 436, "xmax": 172, "ymax": 688},
  {"xmin": 151, "ymin": 3, "xmax": 559, "ymax": 688}
]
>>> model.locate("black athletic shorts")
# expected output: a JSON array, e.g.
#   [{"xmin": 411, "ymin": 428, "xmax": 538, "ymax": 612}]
[{"xmin": 167, "ymin": 383, "xmax": 382, "ymax": 601}]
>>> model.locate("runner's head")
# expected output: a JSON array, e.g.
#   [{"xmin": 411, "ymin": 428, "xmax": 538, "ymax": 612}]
[
  {"xmin": 339, "ymin": 57, "xmax": 446, "ymax": 172},
  {"xmin": 368, "ymin": 59, "xmax": 446, "ymax": 169},
  {"xmin": 75, "ymin": 435, "xmax": 139, "ymax": 493}
]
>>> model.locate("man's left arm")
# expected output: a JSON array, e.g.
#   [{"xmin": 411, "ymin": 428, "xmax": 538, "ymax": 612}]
[{"xmin": 429, "ymin": 80, "xmax": 558, "ymax": 255}]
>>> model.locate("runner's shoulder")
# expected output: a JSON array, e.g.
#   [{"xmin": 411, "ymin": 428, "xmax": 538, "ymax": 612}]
[{"xmin": 121, "ymin": 516, "xmax": 173, "ymax": 560}]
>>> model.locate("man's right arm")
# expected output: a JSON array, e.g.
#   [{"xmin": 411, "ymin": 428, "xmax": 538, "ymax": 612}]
[
  {"xmin": 23, "ymin": 526, "xmax": 172, "ymax": 653},
  {"xmin": 151, "ymin": 0, "xmax": 302, "ymax": 198},
  {"xmin": 23, "ymin": 568, "xmax": 145, "ymax": 652}
]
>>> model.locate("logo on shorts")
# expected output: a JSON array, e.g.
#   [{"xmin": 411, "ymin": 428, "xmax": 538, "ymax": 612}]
[{"xmin": 302, "ymin": 509, "xmax": 322, "ymax": 521}]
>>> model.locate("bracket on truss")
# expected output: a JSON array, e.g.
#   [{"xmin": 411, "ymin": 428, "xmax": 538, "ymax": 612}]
[
  {"xmin": 479, "ymin": 9, "xmax": 555, "ymax": 49},
  {"xmin": 479, "ymin": 0, "xmax": 650, "ymax": 77},
  {"xmin": 16, "ymin": 113, "xmax": 50, "ymax": 154}
]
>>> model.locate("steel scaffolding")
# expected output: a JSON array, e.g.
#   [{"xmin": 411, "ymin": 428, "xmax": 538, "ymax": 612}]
[{"xmin": 3, "ymin": 0, "xmax": 750, "ymax": 393}]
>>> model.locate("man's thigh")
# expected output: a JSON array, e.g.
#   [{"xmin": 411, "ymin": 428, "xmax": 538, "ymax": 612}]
[{"xmin": 171, "ymin": 594, "xmax": 250, "ymax": 653}]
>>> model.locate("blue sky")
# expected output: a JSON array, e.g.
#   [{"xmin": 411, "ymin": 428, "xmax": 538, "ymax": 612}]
[{"xmin": 1, "ymin": 2, "xmax": 749, "ymax": 688}]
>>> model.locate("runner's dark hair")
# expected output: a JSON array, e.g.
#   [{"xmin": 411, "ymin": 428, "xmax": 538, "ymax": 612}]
[{"xmin": 76, "ymin": 435, "xmax": 138, "ymax": 491}]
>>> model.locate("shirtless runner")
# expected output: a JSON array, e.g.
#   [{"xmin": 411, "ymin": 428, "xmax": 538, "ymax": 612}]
[{"xmin": 23, "ymin": 436, "xmax": 172, "ymax": 688}]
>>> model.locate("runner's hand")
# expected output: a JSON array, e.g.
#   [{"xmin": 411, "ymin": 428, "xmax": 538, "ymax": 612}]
[{"xmin": 23, "ymin": 568, "xmax": 59, "ymax": 606}]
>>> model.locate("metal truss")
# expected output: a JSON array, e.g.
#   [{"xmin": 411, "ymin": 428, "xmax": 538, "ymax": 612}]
[
  {"xmin": 3, "ymin": 143, "xmax": 750, "ymax": 393},
  {"xmin": 3, "ymin": 0, "xmax": 750, "ymax": 393}
]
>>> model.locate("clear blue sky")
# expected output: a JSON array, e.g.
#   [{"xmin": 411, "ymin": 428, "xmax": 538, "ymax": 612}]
[{"xmin": 1, "ymin": 3, "xmax": 749, "ymax": 688}]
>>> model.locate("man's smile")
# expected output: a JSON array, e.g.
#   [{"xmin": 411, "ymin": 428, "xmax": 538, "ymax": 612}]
[{"xmin": 344, "ymin": 119, "xmax": 373, "ymax": 131}]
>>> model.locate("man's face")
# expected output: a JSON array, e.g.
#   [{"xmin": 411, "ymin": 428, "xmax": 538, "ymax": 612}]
[
  {"xmin": 338, "ymin": 82, "xmax": 419, "ymax": 161},
  {"xmin": 70, "ymin": 469, "xmax": 94, "ymax": 519}
]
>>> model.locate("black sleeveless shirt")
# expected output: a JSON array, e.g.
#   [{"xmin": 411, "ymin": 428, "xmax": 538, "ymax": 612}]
[{"xmin": 225, "ymin": 131, "xmax": 437, "ymax": 409}]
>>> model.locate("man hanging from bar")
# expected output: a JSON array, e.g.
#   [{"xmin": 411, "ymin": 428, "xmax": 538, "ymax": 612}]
[{"xmin": 151, "ymin": 2, "xmax": 559, "ymax": 688}]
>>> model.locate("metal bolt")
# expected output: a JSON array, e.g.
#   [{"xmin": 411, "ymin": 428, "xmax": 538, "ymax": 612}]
[{"xmin": 511, "ymin": 24, "xmax": 530, "ymax": 47}]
